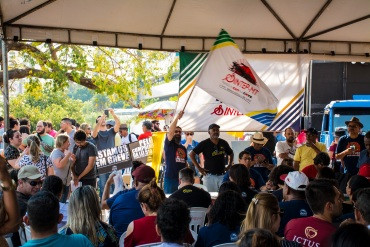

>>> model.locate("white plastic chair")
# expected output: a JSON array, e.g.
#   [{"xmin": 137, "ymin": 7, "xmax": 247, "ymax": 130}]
[
  {"xmin": 213, "ymin": 243, "xmax": 237, "ymax": 247},
  {"xmin": 136, "ymin": 242, "xmax": 161, "ymax": 247},
  {"xmin": 189, "ymin": 207, "xmax": 207, "ymax": 233},
  {"xmin": 193, "ymin": 183, "xmax": 208, "ymax": 192},
  {"xmin": 119, "ymin": 231, "xmax": 126, "ymax": 247},
  {"xmin": 190, "ymin": 229, "xmax": 198, "ymax": 243}
]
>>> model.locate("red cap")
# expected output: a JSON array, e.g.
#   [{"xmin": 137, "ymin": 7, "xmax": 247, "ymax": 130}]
[
  {"xmin": 132, "ymin": 165, "xmax": 155, "ymax": 183},
  {"xmin": 358, "ymin": 164, "xmax": 370, "ymax": 180}
]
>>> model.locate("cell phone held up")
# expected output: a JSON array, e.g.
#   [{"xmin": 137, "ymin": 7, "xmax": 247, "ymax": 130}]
[{"xmin": 104, "ymin": 109, "xmax": 109, "ymax": 118}]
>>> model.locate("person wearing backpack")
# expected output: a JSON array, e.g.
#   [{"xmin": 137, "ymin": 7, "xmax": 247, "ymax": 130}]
[{"xmin": 119, "ymin": 124, "xmax": 138, "ymax": 145}]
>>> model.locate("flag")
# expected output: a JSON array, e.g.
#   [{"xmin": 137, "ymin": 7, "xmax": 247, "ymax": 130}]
[{"xmin": 195, "ymin": 29, "xmax": 278, "ymax": 126}]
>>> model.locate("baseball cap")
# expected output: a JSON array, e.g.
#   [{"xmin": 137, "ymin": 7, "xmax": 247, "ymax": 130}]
[
  {"xmin": 358, "ymin": 164, "xmax": 370, "ymax": 180},
  {"xmin": 18, "ymin": 165, "xmax": 42, "ymax": 180},
  {"xmin": 304, "ymin": 127, "xmax": 319, "ymax": 135},
  {"xmin": 280, "ymin": 171, "xmax": 309, "ymax": 191},
  {"xmin": 208, "ymin": 123, "xmax": 220, "ymax": 130},
  {"xmin": 132, "ymin": 165, "xmax": 155, "ymax": 183},
  {"xmin": 106, "ymin": 119, "xmax": 115, "ymax": 126}
]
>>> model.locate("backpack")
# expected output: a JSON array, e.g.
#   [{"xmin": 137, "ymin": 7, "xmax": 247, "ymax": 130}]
[{"xmin": 128, "ymin": 133, "xmax": 139, "ymax": 143}]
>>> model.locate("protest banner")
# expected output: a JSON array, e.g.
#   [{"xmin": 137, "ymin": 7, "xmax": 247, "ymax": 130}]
[
  {"xmin": 96, "ymin": 144, "xmax": 131, "ymax": 175},
  {"xmin": 129, "ymin": 137, "xmax": 153, "ymax": 164}
]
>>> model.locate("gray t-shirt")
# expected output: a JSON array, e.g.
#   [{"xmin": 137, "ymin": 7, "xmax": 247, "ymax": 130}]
[
  {"xmin": 93, "ymin": 128, "xmax": 116, "ymax": 151},
  {"xmin": 50, "ymin": 148, "xmax": 71, "ymax": 185},
  {"xmin": 67, "ymin": 129, "xmax": 76, "ymax": 153},
  {"xmin": 73, "ymin": 142, "xmax": 98, "ymax": 180}
]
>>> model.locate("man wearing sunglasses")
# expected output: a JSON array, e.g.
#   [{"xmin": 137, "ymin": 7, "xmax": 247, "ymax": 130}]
[
  {"xmin": 181, "ymin": 131, "xmax": 201, "ymax": 177},
  {"xmin": 336, "ymin": 117, "xmax": 365, "ymax": 175},
  {"xmin": 16, "ymin": 165, "xmax": 43, "ymax": 218}
]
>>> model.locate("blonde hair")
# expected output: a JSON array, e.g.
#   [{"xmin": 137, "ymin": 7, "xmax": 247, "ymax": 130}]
[
  {"xmin": 65, "ymin": 185, "xmax": 101, "ymax": 245},
  {"xmin": 27, "ymin": 135, "xmax": 41, "ymax": 163},
  {"xmin": 240, "ymin": 193, "xmax": 279, "ymax": 234},
  {"xmin": 80, "ymin": 123, "xmax": 91, "ymax": 133},
  {"xmin": 55, "ymin": 134, "xmax": 69, "ymax": 149}
]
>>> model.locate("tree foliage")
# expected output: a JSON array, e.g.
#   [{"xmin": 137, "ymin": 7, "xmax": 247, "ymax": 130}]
[{"xmin": 1, "ymin": 42, "xmax": 178, "ymax": 108}]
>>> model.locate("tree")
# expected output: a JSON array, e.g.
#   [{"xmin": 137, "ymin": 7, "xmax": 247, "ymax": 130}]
[{"xmin": 1, "ymin": 42, "xmax": 178, "ymax": 108}]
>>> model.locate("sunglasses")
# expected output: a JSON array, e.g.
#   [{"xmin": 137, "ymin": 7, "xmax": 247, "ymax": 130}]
[
  {"xmin": 186, "ymin": 133, "xmax": 194, "ymax": 136},
  {"xmin": 26, "ymin": 180, "xmax": 43, "ymax": 187},
  {"xmin": 175, "ymin": 130, "xmax": 182, "ymax": 133},
  {"xmin": 348, "ymin": 125, "xmax": 358, "ymax": 128}
]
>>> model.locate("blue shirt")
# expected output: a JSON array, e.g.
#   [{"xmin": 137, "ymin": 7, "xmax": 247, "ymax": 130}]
[
  {"xmin": 195, "ymin": 222, "xmax": 239, "ymax": 247},
  {"xmin": 106, "ymin": 188, "xmax": 135, "ymax": 208},
  {"xmin": 181, "ymin": 139, "xmax": 200, "ymax": 165},
  {"xmin": 244, "ymin": 146, "xmax": 273, "ymax": 182},
  {"xmin": 164, "ymin": 137, "xmax": 187, "ymax": 179},
  {"xmin": 22, "ymin": 233, "xmax": 93, "ymax": 247},
  {"xmin": 357, "ymin": 149, "xmax": 370, "ymax": 168},
  {"xmin": 277, "ymin": 200, "xmax": 313, "ymax": 237},
  {"xmin": 336, "ymin": 134, "xmax": 365, "ymax": 174},
  {"xmin": 222, "ymin": 168, "xmax": 265, "ymax": 190},
  {"xmin": 109, "ymin": 189, "xmax": 144, "ymax": 237}
]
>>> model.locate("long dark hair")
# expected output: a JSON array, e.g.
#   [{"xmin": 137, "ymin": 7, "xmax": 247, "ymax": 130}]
[
  {"xmin": 208, "ymin": 190, "xmax": 246, "ymax": 229},
  {"xmin": 229, "ymin": 164, "xmax": 251, "ymax": 189}
]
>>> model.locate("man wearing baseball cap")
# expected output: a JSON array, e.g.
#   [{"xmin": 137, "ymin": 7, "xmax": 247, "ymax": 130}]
[
  {"xmin": 293, "ymin": 128, "xmax": 327, "ymax": 171},
  {"xmin": 109, "ymin": 164, "xmax": 156, "ymax": 238},
  {"xmin": 336, "ymin": 117, "xmax": 365, "ymax": 175},
  {"xmin": 17, "ymin": 165, "xmax": 43, "ymax": 218},
  {"xmin": 190, "ymin": 123, "xmax": 233, "ymax": 192},
  {"xmin": 277, "ymin": 171, "xmax": 312, "ymax": 237}
]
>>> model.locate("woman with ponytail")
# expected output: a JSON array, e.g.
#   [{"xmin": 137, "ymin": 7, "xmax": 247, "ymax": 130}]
[
  {"xmin": 3, "ymin": 129, "xmax": 22, "ymax": 169},
  {"xmin": 18, "ymin": 135, "xmax": 54, "ymax": 178},
  {"xmin": 124, "ymin": 179, "xmax": 166, "ymax": 247}
]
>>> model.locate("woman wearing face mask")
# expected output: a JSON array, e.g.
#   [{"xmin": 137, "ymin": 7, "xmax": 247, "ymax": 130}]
[{"xmin": 4, "ymin": 129, "xmax": 23, "ymax": 169}]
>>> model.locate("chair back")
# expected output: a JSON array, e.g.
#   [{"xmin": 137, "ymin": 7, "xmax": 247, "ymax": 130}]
[
  {"xmin": 213, "ymin": 243, "xmax": 237, "ymax": 247},
  {"xmin": 136, "ymin": 242, "xmax": 161, "ymax": 247},
  {"xmin": 119, "ymin": 231, "xmax": 126, "ymax": 247},
  {"xmin": 189, "ymin": 207, "xmax": 207, "ymax": 233}
]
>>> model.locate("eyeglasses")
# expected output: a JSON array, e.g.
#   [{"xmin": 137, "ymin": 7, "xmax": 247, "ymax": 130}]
[
  {"xmin": 186, "ymin": 133, "xmax": 194, "ymax": 136},
  {"xmin": 348, "ymin": 125, "xmax": 358, "ymax": 128},
  {"xmin": 26, "ymin": 180, "xmax": 43, "ymax": 187},
  {"xmin": 175, "ymin": 130, "xmax": 182, "ymax": 134}
]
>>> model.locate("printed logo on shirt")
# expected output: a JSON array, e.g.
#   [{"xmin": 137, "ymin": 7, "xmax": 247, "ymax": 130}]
[
  {"xmin": 230, "ymin": 232, "xmax": 238, "ymax": 242},
  {"xmin": 346, "ymin": 142, "xmax": 361, "ymax": 157},
  {"xmin": 300, "ymin": 209, "xmax": 308, "ymax": 217},
  {"xmin": 175, "ymin": 148, "xmax": 186, "ymax": 163},
  {"xmin": 182, "ymin": 189, "xmax": 193, "ymax": 193},
  {"xmin": 305, "ymin": 226, "xmax": 318, "ymax": 239},
  {"xmin": 211, "ymin": 150, "xmax": 225, "ymax": 156},
  {"xmin": 253, "ymin": 154, "xmax": 267, "ymax": 167}
]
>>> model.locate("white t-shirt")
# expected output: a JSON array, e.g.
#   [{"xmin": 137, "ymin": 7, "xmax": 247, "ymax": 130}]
[
  {"xmin": 275, "ymin": 141, "xmax": 296, "ymax": 166},
  {"xmin": 121, "ymin": 133, "xmax": 138, "ymax": 145}
]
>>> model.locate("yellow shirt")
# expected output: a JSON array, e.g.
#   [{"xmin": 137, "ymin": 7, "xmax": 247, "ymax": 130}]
[{"xmin": 294, "ymin": 142, "xmax": 327, "ymax": 170}]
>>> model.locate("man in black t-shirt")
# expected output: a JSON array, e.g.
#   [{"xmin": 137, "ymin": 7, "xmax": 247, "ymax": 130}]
[
  {"xmin": 190, "ymin": 123, "xmax": 233, "ymax": 192},
  {"xmin": 170, "ymin": 167, "xmax": 211, "ymax": 208}
]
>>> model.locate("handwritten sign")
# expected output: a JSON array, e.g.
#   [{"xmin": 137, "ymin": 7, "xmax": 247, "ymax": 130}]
[{"xmin": 128, "ymin": 137, "xmax": 153, "ymax": 164}]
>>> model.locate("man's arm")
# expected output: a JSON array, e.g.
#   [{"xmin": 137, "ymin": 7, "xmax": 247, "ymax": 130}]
[
  {"xmin": 77, "ymin": 156, "xmax": 96, "ymax": 181},
  {"xmin": 92, "ymin": 114, "xmax": 105, "ymax": 138},
  {"xmin": 101, "ymin": 173, "xmax": 116, "ymax": 209},
  {"xmin": 167, "ymin": 111, "xmax": 184, "ymax": 141},
  {"xmin": 110, "ymin": 108, "xmax": 121, "ymax": 133},
  {"xmin": 225, "ymin": 152, "xmax": 234, "ymax": 171},
  {"xmin": 293, "ymin": 161, "xmax": 300, "ymax": 171},
  {"xmin": 190, "ymin": 150, "xmax": 207, "ymax": 176},
  {"xmin": 336, "ymin": 148, "xmax": 353, "ymax": 160}
]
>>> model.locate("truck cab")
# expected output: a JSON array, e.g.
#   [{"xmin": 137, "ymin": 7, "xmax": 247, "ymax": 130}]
[{"xmin": 320, "ymin": 98, "xmax": 370, "ymax": 148}]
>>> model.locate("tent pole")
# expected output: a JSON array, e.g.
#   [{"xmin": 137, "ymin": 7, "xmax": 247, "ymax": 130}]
[{"xmin": 1, "ymin": 39, "xmax": 9, "ymax": 147}]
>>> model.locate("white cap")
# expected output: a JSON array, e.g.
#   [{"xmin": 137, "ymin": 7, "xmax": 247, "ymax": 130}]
[{"xmin": 280, "ymin": 171, "xmax": 309, "ymax": 191}]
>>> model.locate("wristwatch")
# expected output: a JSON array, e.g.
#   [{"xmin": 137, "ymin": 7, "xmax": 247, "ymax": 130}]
[{"xmin": 0, "ymin": 180, "xmax": 16, "ymax": 191}]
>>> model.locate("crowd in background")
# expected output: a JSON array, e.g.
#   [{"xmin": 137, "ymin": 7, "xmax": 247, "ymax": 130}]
[{"xmin": 0, "ymin": 110, "xmax": 369, "ymax": 247}]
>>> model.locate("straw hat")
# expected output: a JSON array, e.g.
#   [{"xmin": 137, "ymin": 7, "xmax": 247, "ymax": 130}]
[{"xmin": 251, "ymin": 132, "xmax": 268, "ymax": 145}]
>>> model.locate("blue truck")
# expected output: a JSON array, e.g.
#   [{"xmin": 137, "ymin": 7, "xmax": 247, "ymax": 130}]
[{"xmin": 320, "ymin": 96, "xmax": 370, "ymax": 148}]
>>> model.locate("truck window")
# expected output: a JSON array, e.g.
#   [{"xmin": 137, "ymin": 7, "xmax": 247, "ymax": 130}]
[{"xmin": 333, "ymin": 108, "xmax": 370, "ymax": 133}]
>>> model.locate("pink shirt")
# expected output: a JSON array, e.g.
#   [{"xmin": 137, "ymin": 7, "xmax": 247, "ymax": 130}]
[{"xmin": 49, "ymin": 129, "xmax": 57, "ymax": 138}]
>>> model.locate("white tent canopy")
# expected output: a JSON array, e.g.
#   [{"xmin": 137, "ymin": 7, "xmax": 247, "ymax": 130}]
[{"xmin": 0, "ymin": 0, "xmax": 369, "ymax": 57}]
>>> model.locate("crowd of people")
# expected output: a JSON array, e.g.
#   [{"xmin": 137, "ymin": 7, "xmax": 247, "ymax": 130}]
[{"xmin": 0, "ymin": 110, "xmax": 369, "ymax": 247}]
